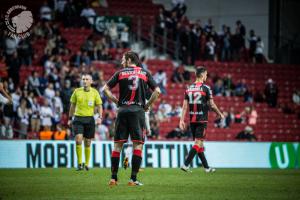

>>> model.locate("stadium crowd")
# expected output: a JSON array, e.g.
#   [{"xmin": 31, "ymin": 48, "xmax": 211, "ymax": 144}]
[{"xmin": 0, "ymin": 0, "xmax": 299, "ymax": 141}]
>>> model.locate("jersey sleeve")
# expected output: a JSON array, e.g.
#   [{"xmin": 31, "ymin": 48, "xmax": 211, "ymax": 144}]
[
  {"xmin": 206, "ymin": 85, "xmax": 213, "ymax": 99},
  {"xmin": 146, "ymin": 71, "xmax": 158, "ymax": 90},
  {"xmin": 70, "ymin": 89, "xmax": 77, "ymax": 104},
  {"xmin": 107, "ymin": 71, "xmax": 119, "ymax": 89},
  {"xmin": 94, "ymin": 90, "xmax": 102, "ymax": 105}
]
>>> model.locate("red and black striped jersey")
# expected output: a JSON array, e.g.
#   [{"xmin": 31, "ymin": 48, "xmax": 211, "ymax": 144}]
[
  {"xmin": 184, "ymin": 82, "xmax": 213, "ymax": 123},
  {"xmin": 107, "ymin": 66, "xmax": 157, "ymax": 108}
]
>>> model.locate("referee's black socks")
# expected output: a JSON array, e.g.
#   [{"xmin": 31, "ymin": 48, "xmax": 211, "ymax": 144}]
[
  {"xmin": 131, "ymin": 149, "xmax": 142, "ymax": 182},
  {"xmin": 111, "ymin": 151, "xmax": 120, "ymax": 181}
]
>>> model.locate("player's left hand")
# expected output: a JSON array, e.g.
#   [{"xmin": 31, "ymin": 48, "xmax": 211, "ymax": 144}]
[{"xmin": 96, "ymin": 117, "xmax": 102, "ymax": 125}]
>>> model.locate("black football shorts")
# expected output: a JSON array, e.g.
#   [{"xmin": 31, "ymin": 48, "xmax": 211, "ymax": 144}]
[
  {"xmin": 72, "ymin": 116, "xmax": 95, "ymax": 139},
  {"xmin": 190, "ymin": 123, "xmax": 207, "ymax": 140}
]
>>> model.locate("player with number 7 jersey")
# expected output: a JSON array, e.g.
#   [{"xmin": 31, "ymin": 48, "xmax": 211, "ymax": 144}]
[{"xmin": 102, "ymin": 51, "xmax": 161, "ymax": 186}]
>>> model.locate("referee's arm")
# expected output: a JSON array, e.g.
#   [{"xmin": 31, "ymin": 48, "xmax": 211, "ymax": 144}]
[{"xmin": 68, "ymin": 103, "xmax": 76, "ymax": 125}]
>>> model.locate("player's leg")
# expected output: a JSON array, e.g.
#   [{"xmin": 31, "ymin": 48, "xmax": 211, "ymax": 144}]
[
  {"xmin": 128, "ymin": 110, "xmax": 145, "ymax": 186},
  {"xmin": 109, "ymin": 112, "xmax": 128, "ymax": 186},
  {"xmin": 83, "ymin": 117, "xmax": 95, "ymax": 171},
  {"xmin": 181, "ymin": 123, "xmax": 201, "ymax": 172},
  {"xmin": 73, "ymin": 117, "xmax": 84, "ymax": 170},
  {"xmin": 195, "ymin": 124, "xmax": 215, "ymax": 172}
]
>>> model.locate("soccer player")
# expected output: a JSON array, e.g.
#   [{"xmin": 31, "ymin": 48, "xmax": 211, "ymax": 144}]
[
  {"xmin": 0, "ymin": 82, "xmax": 12, "ymax": 104},
  {"xmin": 180, "ymin": 67, "xmax": 224, "ymax": 173},
  {"xmin": 68, "ymin": 74, "xmax": 103, "ymax": 171},
  {"xmin": 102, "ymin": 51, "xmax": 161, "ymax": 186}
]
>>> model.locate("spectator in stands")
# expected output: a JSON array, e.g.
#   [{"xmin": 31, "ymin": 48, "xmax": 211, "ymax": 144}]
[
  {"xmin": 80, "ymin": 4, "xmax": 96, "ymax": 27},
  {"xmin": 154, "ymin": 69, "xmax": 167, "ymax": 94},
  {"xmin": 28, "ymin": 71, "xmax": 41, "ymax": 96},
  {"xmin": 17, "ymin": 99, "xmax": 31, "ymax": 139},
  {"xmin": 18, "ymin": 39, "xmax": 33, "ymax": 66},
  {"xmin": 255, "ymin": 37, "xmax": 264, "ymax": 63},
  {"xmin": 179, "ymin": 25, "xmax": 190, "ymax": 64},
  {"xmin": 149, "ymin": 121, "xmax": 160, "ymax": 139},
  {"xmin": 248, "ymin": 30, "xmax": 257, "ymax": 62},
  {"xmin": 61, "ymin": 80, "xmax": 73, "ymax": 112},
  {"xmin": 221, "ymin": 26, "xmax": 232, "ymax": 61},
  {"xmin": 82, "ymin": 36, "xmax": 94, "ymax": 56},
  {"xmin": 236, "ymin": 20, "xmax": 246, "ymax": 46},
  {"xmin": 40, "ymin": 1, "xmax": 53, "ymax": 21},
  {"xmin": 156, "ymin": 7, "xmax": 167, "ymax": 35},
  {"xmin": 248, "ymin": 106, "xmax": 258, "ymax": 126},
  {"xmin": 63, "ymin": 0, "xmax": 79, "ymax": 27},
  {"xmin": 140, "ymin": 56, "xmax": 148, "ymax": 70},
  {"xmin": 44, "ymin": 83, "xmax": 55, "ymax": 103},
  {"xmin": 40, "ymin": 99, "xmax": 53, "ymax": 130},
  {"xmin": 235, "ymin": 79, "xmax": 248, "ymax": 97},
  {"xmin": 264, "ymin": 79, "xmax": 278, "ymax": 108},
  {"xmin": 96, "ymin": 123, "xmax": 109, "ymax": 140},
  {"xmin": 108, "ymin": 21, "xmax": 119, "ymax": 48},
  {"xmin": 171, "ymin": 67, "xmax": 184, "ymax": 83},
  {"xmin": 81, "ymin": 51, "xmax": 91, "ymax": 66},
  {"xmin": 166, "ymin": 126, "xmax": 183, "ymax": 139},
  {"xmin": 120, "ymin": 26, "xmax": 129, "ymax": 48},
  {"xmin": 7, "ymin": 51, "xmax": 21, "ymax": 86},
  {"xmin": 171, "ymin": 0, "xmax": 187, "ymax": 19},
  {"xmin": 223, "ymin": 74, "xmax": 234, "ymax": 96},
  {"xmin": 204, "ymin": 18, "xmax": 213, "ymax": 33},
  {"xmin": 158, "ymin": 100, "xmax": 172, "ymax": 116},
  {"xmin": 30, "ymin": 96, "xmax": 41, "ymax": 134},
  {"xmin": 72, "ymin": 51, "xmax": 82, "ymax": 67},
  {"xmin": 235, "ymin": 126, "xmax": 257, "ymax": 141},
  {"xmin": 292, "ymin": 89, "xmax": 300, "ymax": 105},
  {"xmin": 213, "ymin": 79, "xmax": 224, "ymax": 96},
  {"xmin": 206, "ymin": 37, "xmax": 216, "ymax": 61}
]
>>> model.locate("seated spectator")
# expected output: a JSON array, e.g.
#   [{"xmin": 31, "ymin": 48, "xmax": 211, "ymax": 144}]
[
  {"xmin": 154, "ymin": 70, "xmax": 167, "ymax": 94},
  {"xmin": 171, "ymin": 67, "xmax": 184, "ymax": 83},
  {"xmin": 292, "ymin": 89, "xmax": 300, "ymax": 105},
  {"xmin": 17, "ymin": 99, "xmax": 31, "ymax": 139},
  {"xmin": 213, "ymin": 79, "xmax": 224, "ymax": 96},
  {"xmin": 235, "ymin": 79, "xmax": 247, "ymax": 96},
  {"xmin": 223, "ymin": 74, "xmax": 234, "ymax": 96},
  {"xmin": 30, "ymin": 96, "xmax": 41, "ymax": 135},
  {"xmin": 235, "ymin": 126, "xmax": 257, "ymax": 141},
  {"xmin": 248, "ymin": 106, "xmax": 258, "ymax": 125},
  {"xmin": 215, "ymin": 111, "xmax": 231, "ymax": 128},
  {"xmin": 166, "ymin": 126, "xmax": 183, "ymax": 139},
  {"xmin": 149, "ymin": 121, "xmax": 160, "ymax": 139},
  {"xmin": 264, "ymin": 78, "xmax": 278, "ymax": 108},
  {"xmin": 28, "ymin": 71, "xmax": 41, "ymax": 96}
]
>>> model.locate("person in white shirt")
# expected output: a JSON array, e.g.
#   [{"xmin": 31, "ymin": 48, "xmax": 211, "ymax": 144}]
[
  {"xmin": 255, "ymin": 37, "xmax": 264, "ymax": 63},
  {"xmin": 154, "ymin": 70, "xmax": 167, "ymax": 94},
  {"xmin": 44, "ymin": 83, "xmax": 55, "ymax": 103},
  {"xmin": 206, "ymin": 37, "xmax": 216, "ymax": 61},
  {"xmin": 80, "ymin": 6, "xmax": 96, "ymax": 25},
  {"xmin": 40, "ymin": 99, "xmax": 53, "ymax": 130},
  {"xmin": 17, "ymin": 99, "xmax": 31, "ymax": 139}
]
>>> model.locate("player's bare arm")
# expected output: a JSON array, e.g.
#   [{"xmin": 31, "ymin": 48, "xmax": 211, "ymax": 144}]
[
  {"xmin": 179, "ymin": 99, "xmax": 188, "ymax": 130},
  {"xmin": 0, "ymin": 82, "xmax": 12, "ymax": 103},
  {"xmin": 209, "ymin": 99, "xmax": 224, "ymax": 119},
  {"xmin": 102, "ymin": 84, "xmax": 119, "ymax": 105},
  {"xmin": 145, "ymin": 87, "xmax": 161, "ymax": 111}
]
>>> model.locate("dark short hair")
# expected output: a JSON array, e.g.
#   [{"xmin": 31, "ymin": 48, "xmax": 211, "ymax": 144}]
[
  {"xmin": 196, "ymin": 66, "xmax": 207, "ymax": 77},
  {"xmin": 124, "ymin": 51, "xmax": 142, "ymax": 67},
  {"xmin": 81, "ymin": 73, "xmax": 93, "ymax": 79}
]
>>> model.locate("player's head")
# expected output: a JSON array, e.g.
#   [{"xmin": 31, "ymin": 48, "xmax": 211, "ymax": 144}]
[
  {"xmin": 122, "ymin": 51, "xmax": 142, "ymax": 67},
  {"xmin": 196, "ymin": 66, "xmax": 207, "ymax": 81},
  {"xmin": 81, "ymin": 73, "xmax": 93, "ymax": 87}
]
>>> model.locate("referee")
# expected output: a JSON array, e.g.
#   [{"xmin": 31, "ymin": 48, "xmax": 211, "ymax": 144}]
[{"xmin": 68, "ymin": 74, "xmax": 103, "ymax": 171}]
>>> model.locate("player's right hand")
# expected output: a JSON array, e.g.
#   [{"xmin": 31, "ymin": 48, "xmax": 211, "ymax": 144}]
[{"xmin": 179, "ymin": 120, "xmax": 185, "ymax": 130}]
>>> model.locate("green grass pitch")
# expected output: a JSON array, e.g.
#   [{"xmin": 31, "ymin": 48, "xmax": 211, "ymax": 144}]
[{"xmin": 0, "ymin": 168, "xmax": 300, "ymax": 200}]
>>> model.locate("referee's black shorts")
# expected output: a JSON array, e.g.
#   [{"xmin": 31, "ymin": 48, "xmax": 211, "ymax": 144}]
[
  {"xmin": 72, "ymin": 116, "xmax": 95, "ymax": 139},
  {"xmin": 114, "ymin": 106, "xmax": 146, "ymax": 144}
]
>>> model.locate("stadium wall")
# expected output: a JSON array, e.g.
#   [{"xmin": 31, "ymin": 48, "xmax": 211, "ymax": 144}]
[
  {"xmin": 0, "ymin": 141, "xmax": 299, "ymax": 169},
  {"xmin": 154, "ymin": 0, "xmax": 269, "ymax": 56}
]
